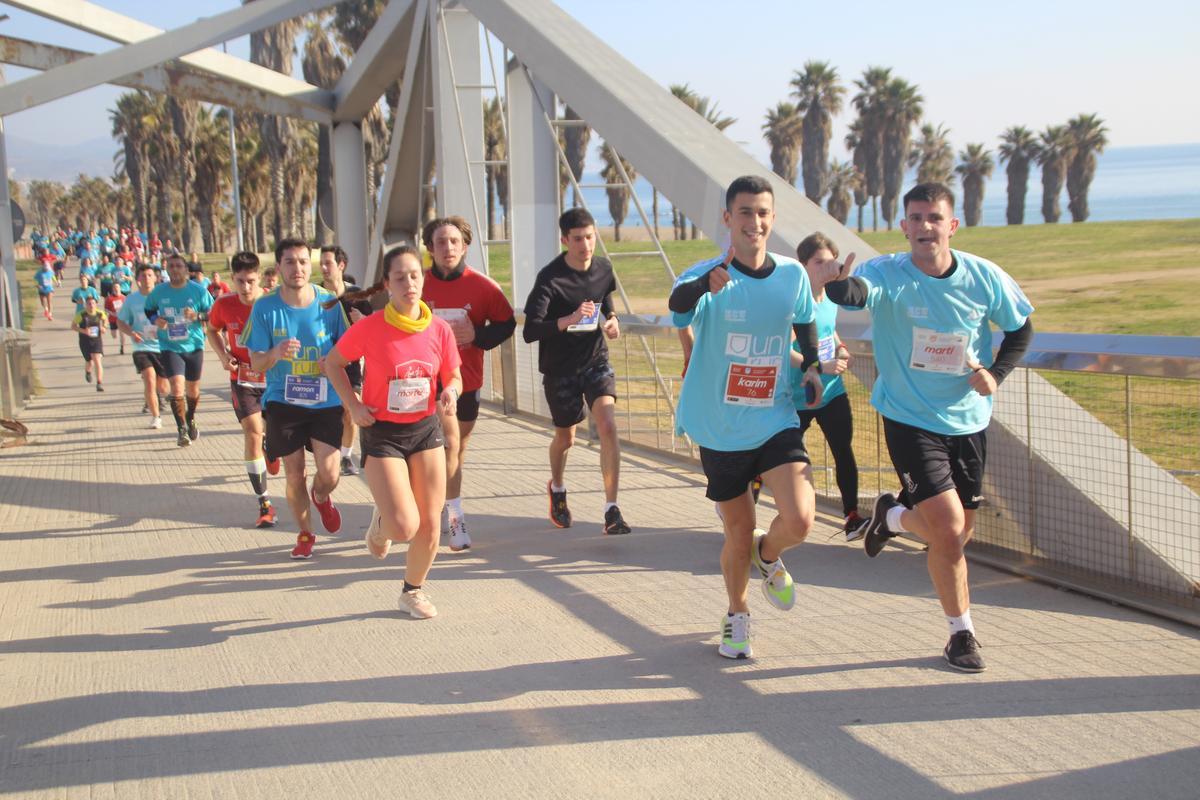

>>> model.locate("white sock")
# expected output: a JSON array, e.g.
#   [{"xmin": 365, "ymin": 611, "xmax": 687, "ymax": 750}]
[
  {"xmin": 446, "ymin": 496, "xmax": 463, "ymax": 519},
  {"xmin": 340, "ymin": 445, "xmax": 352, "ymax": 457},
  {"xmin": 603, "ymin": 501, "xmax": 617, "ymax": 513},
  {"xmin": 947, "ymin": 611, "xmax": 974, "ymax": 634},
  {"xmin": 886, "ymin": 504, "xmax": 907, "ymax": 533},
  {"xmin": 551, "ymin": 481, "xmax": 565, "ymax": 492}
]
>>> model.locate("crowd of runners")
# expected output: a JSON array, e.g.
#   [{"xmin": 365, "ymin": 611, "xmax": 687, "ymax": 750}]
[{"xmin": 30, "ymin": 177, "xmax": 1033, "ymax": 673}]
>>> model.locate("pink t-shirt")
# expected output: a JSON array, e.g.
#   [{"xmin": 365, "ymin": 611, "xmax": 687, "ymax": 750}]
[{"xmin": 335, "ymin": 311, "xmax": 461, "ymax": 424}]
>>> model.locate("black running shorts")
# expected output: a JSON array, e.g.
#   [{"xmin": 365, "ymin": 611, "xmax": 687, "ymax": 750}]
[
  {"xmin": 542, "ymin": 360, "xmax": 617, "ymax": 429},
  {"xmin": 264, "ymin": 402, "xmax": 343, "ymax": 458},
  {"xmin": 882, "ymin": 417, "xmax": 987, "ymax": 510},
  {"xmin": 699, "ymin": 426, "xmax": 809, "ymax": 503},
  {"xmin": 360, "ymin": 413, "xmax": 444, "ymax": 465},
  {"xmin": 230, "ymin": 380, "xmax": 264, "ymax": 423},
  {"xmin": 455, "ymin": 389, "xmax": 481, "ymax": 423},
  {"xmin": 78, "ymin": 334, "xmax": 103, "ymax": 359},
  {"xmin": 160, "ymin": 349, "xmax": 204, "ymax": 381},
  {"xmin": 131, "ymin": 351, "xmax": 165, "ymax": 377}
]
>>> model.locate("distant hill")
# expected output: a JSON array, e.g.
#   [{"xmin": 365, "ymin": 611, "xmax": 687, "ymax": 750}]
[{"xmin": 5, "ymin": 135, "xmax": 115, "ymax": 184}]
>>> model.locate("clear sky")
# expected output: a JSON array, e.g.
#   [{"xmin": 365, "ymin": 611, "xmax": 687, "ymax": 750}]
[{"xmin": 2, "ymin": 0, "xmax": 1198, "ymax": 167}]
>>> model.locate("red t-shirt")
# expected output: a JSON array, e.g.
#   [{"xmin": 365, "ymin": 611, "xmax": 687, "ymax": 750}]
[
  {"xmin": 335, "ymin": 311, "xmax": 461, "ymax": 424},
  {"xmin": 208, "ymin": 281, "xmax": 231, "ymax": 298},
  {"xmin": 105, "ymin": 293, "xmax": 124, "ymax": 324},
  {"xmin": 208, "ymin": 293, "xmax": 255, "ymax": 369},
  {"xmin": 421, "ymin": 266, "xmax": 513, "ymax": 392}
]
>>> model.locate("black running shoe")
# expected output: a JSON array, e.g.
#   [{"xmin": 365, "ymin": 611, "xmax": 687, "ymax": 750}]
[
  {"xmin": 944, "ymin": 630, "xmax": 986, "ymax": 672},
  {"xmin": 84, "ymin": 370, "xmax": 92, "ymax": 383},
  {"xmin": 547, "ymin": 480, "xmax": 571, "ymax": 528},
  {"xmin": 176, "ymin": 427, "xmax": 190, "ymax": 447},
  {"xmin": 863, "ymin": 493, "xmax": 901, "ymax": 557},
  {"xmin": 96, "ymin": 383, "xmax": 104, "ymax": 392},
  {"xmin": 603, "ymin": 505, "xmax": 631, "ymax": 535},
  {"xmin": 187, "ymin": 419, "xmax": 199, "ymax": 441},
  {"xmin": 340, "ymin": 455, "xmax": 358, "ymax": 476}
]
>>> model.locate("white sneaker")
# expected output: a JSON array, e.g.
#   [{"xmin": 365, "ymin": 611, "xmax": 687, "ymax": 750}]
[
  {"xmin": 718, "ymin": 612, "xmax": 752, "ymax": 659},
  {"xmin": 364, "ymin": 505, "xmax": 389, "ymax": 559},
  {"xmin": 399, "ymin": 587, "xmax": 437, "ymax": 619},
  {"xmin": 149, "ymin": 416, "xmax": 162, "ymax": 429},
  {"xmin": 448, "ymin": 514, "xmax": 471, "ymax": 552}
]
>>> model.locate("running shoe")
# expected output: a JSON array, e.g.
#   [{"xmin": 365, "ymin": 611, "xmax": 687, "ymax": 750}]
[
  {"xmin": 291, "ymin": 531, "xmax": 315, "ymax": 560},
  {"xmin": 365, "ymin": 505, "xmax": 389, "ymax": 559},
  {"xmin": 142, "ymin": 403, "xmax": 148, "ymax": 414},
  {"xmin": 266, "ymin": 456, "xmax": 281, "ymax": 476},
  {"xmin": 944, "ymin": 630, "xmax": 986, "ymax": 672},
  {"xmin": 176, "ymin": 427, "xmax": 190, "ymax": 447},
  {"xmin": 863, "ymin": 493, "xmax": 902, "ymax": 558},
  {"xmin": 46, "ymin": 312, "xmax": 53, "ymax": 321},
  {"xmin": 187, "ymin": 419, "xmax": 199, "ymax": 441},
  {"xmin": 750, "ymin": 529, "xmax": 795, "ymax": 611},
  {"xmin": 718, "ymin": 612, "xmax": 752, "ymax": 659},
  {"xmin": 119, "ymin": 344, "xmax": 125, "ymax": 355},
  {"xmin": 310, "ymin": 487, "xmax": 342, "ymax": 533},
  {"xmin": 603, "ymin": 505, "xmax": 631, "ymax": 535},
  {"xmin": 256, "ymin": 501, "xmax": 277, "ymax": 529},
  {"xmin": 750, "ymin": 474, "xmax": 763, "ymax": 504},
  {"xmin": 843, "ymin": 510, "xmax": 869, "ymax": 542},
  {"xmin": 84, "ymin": 370, "xmax": 91, "ymax": 383},
  {"xmin": 150, "ymin": 416, "xmax": 162, "ymax": 429},
  {"xmin": 340, "ymin": 454, "xmax": 358, "ymax": 476},
  {"xmin": 448, "ymin": 514, "xmax": 471, "ymax": 552},
  {"xmin": 96, "ymin": 383, "xmax": 104, "ymax": 392},
  {"xmin": 440, "ymin": 505, "xmax": 449, "ymax": 537},
  {"xmin": 399, "ymin": 587, "xmax": 437, "ymax": 619},
  {"xmin": 547, "ymin": 480, "xmax": 572, "ymax": 528}
]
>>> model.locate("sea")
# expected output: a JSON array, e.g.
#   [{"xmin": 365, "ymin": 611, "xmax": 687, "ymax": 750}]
[{"xmin": 572, "ymin": 143, "xmax": 1200, "ymax": 230}]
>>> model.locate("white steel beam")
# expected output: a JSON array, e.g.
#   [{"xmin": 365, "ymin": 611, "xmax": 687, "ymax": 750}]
[
  {"xmin": 333, "ymin": 0, "xmax": 414, "ymax": 122},
  {"xmin": 0, "ymin": 35, "xmax": 332, "ymax": 123},
  {"xmin": 0, "ymin": 0, "xmax": 338, "ymax": 117},
  {"xmin": 0, "ymin": 69, "xmax": 17, "ymax": 330},
  {"xmin": 332, "ymin": 122, "xmax": 369, "ymax": 290},
  {"xmin": 505, "ymin": 62, "xmax": 559, "ymax": 306}
]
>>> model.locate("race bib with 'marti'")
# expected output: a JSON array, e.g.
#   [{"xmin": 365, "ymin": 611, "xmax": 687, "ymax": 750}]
[
  {"xmin": 283, "ymin": 374, "xmax": 327, "ymax": 405},
  {"xmin": 910, "ymin": 328, "xmax": 969, "ymax": 374},
  {"xmin": 724, "ymin": 358, "xmax": 780, "ymax": 407},
  {"xmin": 387, "ymin": 377, "xmax": 431, "ymax": 414}
]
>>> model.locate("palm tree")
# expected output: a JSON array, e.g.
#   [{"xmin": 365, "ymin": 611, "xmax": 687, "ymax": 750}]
[
  {"xmin": 110, "ymin": 91, "xmax": 154, "ymax": 230},
  {"xmin": 1036, "ymin": 125, "xmax": 1072, "ymax": 223},
  {"xmin": 561, "ymin": 106, "xmax": 590, "ymax": 209},
  {"xmin": 1066, "ymin": 113, "xmax": 1108, "ymax": 223},
  {"xmin": 762, "ymin": 101, "xmax": 802, "ymax": 186},
  {"xmin": 28, "ymin": 180, "xmax": 65, "ymax": 234},
  {"xmin": 167, "ymin": 96, "xmax": 201, "ymax": 252},
  {"xmin": 248, "ymin": 1, "xmax": 302, "ymax": 244},
  {"xmin": 880, "ymin": 77, "xmax": 923, "ymax": 230},
  {"xmin": 790, "ymin": 61, "xmax": 844, "ymax": 203},
  {"xmin": 998, "ymin": 126, "xmax": 1039, "ymax": 225},
  {"xmin": 192, "ymin": 108, "xmax": 230, "ymax": 251},
  {"xmin": 825, "ymin": 161, "xmax": 863, "ymax": 225},
  {"xmin": 302, "ymin": 16, "xmax": 346, "ymax": 246},
  {"xmin": 851, "ymin": 66, "xmax": 891, "ymax": 230},
  {"xmin": 483, "ymin": 96, "xmax": 508, "ymax": 239},
  {"xmin": 845, "ymin": 119, "xmax": 869, "ymax": 232},
  {"xmin": 909, "ymin": 123, "xmax": 955, "ymax": 185},
  {"xmin": 955, "ymin": 144, "xmax": 994, "ymax": 227},
  {"xmin": 599, "ymin": 142, "xmax": 636, "ymax": 242}
]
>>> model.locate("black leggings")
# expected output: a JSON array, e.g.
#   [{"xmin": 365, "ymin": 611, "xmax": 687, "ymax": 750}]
[{"xmin": 797, "ymin": 392, "xmax": 858, "ymax": 515}]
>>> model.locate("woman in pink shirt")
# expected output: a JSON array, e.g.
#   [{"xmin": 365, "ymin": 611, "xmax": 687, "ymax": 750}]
[{"xmin": 325, "ymin": 244, "xmax": 462, "ymax": 619}]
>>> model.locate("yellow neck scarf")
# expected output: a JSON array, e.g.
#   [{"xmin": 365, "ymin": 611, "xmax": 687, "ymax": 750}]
[{"xmin": 384, "ymin": 300, "xmax": 432, "ymax": 333}]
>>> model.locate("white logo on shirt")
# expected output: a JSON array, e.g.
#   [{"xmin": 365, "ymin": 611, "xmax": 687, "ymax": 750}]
[
  {"xmin": 724, "ymin": 309, "xmax": 746, "ymax": 323},
  {"xmin": 725, "ymin": 333, "xmax": 751, "ymax": 357},
  {"xmin": 907, "ymin": 306, "xmax": 929, "ymax": 319}
]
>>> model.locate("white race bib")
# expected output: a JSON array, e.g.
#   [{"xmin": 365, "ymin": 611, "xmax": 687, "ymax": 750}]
[
  {"xmin": 566, "ymin": 305, "xmax": 601, "ymax": 332},
  {"xmin": 167, "ymin": 322, "xmax": 189, "ymax": 341},
  {"xmin": 388, "ymin": 377, "xmax": 431, "ymax": 414},
  {"xmin": 724, "ymin": 358, "xmax": 780, "ymax": 407},
  {"xmin": 284, "ymin": 374, "xmax": 328, "ymax": 406},
  {"xmin": 142, "ymin": 324, "xmax": 158, "ymax": 340},
  {"xmin": 86, "ymin": 326, "xmax": 100, "ymax": 338},
  {"xmin": 237, "ymin": 365, "xmax": 267, "ymax": 389},
  {"xmin": 432, "ymin": 307, "xmax": 467, "ymax": 322},
  {"xmin": 910, "ymin": 328, "xmax": 969, "ymax": 374}
]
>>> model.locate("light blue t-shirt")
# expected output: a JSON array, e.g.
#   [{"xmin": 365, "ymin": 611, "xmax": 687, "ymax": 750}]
[
  {"xmin": 854, "ymin": 249, "xmax": 1033, "ymax": 435},
  {"xmin": 143, "ymin": 280, "xmax": 214, "ymax": 353},
  {"xmin": 79, "ymin": 263, "xmax": 96, "ymax": 278},
  {"xmin": 71, "ymin": 285, "xmax": 100, "ymax": 312},
  {"xmin": 116, "ymin": 290, "xmax": 161, "ymax": 354},
  {"xmin": 790, "ymin": 294, "xmax": 845, "ymax": 410},
  {"xmin": 672, "ymin": 253, "xmax": 816, "ymax": 451},
  {"xmin": 240, "ymin": 286, "xmax": 349, "ymax": 411},
  {"xmin": 34, "ymin": 268, "xmax": 55, "ymax": 293}
]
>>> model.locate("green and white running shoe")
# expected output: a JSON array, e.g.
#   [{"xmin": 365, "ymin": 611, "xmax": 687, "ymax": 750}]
[
  {"xmin": 750, "ymin": 529, "xmax": 795, "ymax": 611},
  {"xmin": 719, "ymin": 612, "xmax": 752, "ymax": 659}
]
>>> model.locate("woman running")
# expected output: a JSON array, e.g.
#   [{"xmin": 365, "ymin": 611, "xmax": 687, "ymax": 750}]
[{"xmin": 324, "ymin": 245, "xmax": 462, "ymax": 619}]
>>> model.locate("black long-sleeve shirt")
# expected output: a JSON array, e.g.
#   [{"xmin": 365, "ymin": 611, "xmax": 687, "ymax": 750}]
[{"xmin": 522, "ymin": 253, "xmax": 617, "ymax": 376}]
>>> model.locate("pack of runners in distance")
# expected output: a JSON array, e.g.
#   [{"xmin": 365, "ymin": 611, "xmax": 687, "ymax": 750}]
[{"xmin": 34, "ymin": 176, "xmax": 1033, "ymax": 672}]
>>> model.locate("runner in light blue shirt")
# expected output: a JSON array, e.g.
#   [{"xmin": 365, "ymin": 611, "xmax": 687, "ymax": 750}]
[{"xmin": 115, "ymin": 264, "xmax": 169, "ymax": 428}]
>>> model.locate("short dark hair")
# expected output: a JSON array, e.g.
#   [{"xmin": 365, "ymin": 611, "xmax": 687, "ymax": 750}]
[
  {"xmin": 421, "ymin": 216, "xmax": 473, "ymax": 249},
  {"xmin": 274, "ymin": 237, "xmax": 310, "ymax": 264},
  {"xmin": 558, "ymin": 208, "xmax": 595, "ymax": 236},
  {"xmin": 796, "ymin": 232, "xmax": 838, "ymax": 265},
  {"xmin": 262, "ymin": 266, "xmax": 278, "ymax": 281},
  {"xmin": 230, "ymin": 251, "xmax": 260, "ymax": 274},
  {"xmin": 903, "ymin": 182, "xmax": 955, "ymax": 212},
  {"xmin": 135, "ymin": 263, "xmax": 155, "ymax": 277},
  {"xmin": 319, "ymin": 244, "xmax": 348, "ymax": 266},
  {"xmin": 725, "ymin": 175, "xmax": 774, "ymax": 210}
]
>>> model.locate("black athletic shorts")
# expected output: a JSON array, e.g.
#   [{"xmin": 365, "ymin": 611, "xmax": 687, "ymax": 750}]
[
  {"xmin": 230, "ymin": 380, "xmax": 264, "ymax": 422},
  {"xmin": 542, "ymin": 360, "xmax": 617, "ymax": 428},
  {"xmin": 360, "ymin": 413, "xmax": 444, "ymax": 465},
  {"xmin": 160, "ymin": 349, "xmax": 204, "ymax": 381},
  {"xmin": 699, "ymin": 426, "xmax": 810, "ymax": 503},
  {"xmin": 131, "ymin": 351, "xmax": 165, "ymax": 377},
  {"xmin": 78, "ymin": 334, "xmax": 103, "ymax": 359},
  {"xmin": 264, "ymin": 402, "xmax": 344, "ymax": 458},
  {"xmin": 109, "ymin": 317, "xmax": 119, "ymax": 331},
  {"xmin": 882, "ymin": 416, "xmax": 987, "ymax": 510}
]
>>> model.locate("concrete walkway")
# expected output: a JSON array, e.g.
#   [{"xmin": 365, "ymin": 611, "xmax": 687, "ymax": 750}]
[{"xmin": 2, "ymin": 289, "xmax": 1198, "ymax": 799}]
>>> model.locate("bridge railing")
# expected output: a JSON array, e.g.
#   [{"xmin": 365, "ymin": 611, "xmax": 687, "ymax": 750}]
[
  {"xmin": 0, "ymin": 327, "xmax": 33, "ymax": 419},
  {"xmin": 481, "ymin": 317, "xmax": 1200, "ymax": 625}
]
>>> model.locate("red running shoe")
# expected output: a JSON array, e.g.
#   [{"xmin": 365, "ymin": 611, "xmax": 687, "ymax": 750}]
[
  {"xmin": 266, "ymin": 457, "xmax": 281, "ymax": 476},
  {"xmin": 291, "ymin": 531, "xmax": 315, "ymax": 560},
  {"xmin": 256, "ymin": 501, "xmax": 277, "ymax": 529},
  {"xmin": 310, "ymin": 487, "xmax": 342, "ymax": 534}
]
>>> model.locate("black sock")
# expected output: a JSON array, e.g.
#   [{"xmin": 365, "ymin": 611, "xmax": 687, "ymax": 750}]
[
  {"xmin": 185, "ymin": 394, "xmax": 198, "ymax": 422},
  {"xmin": 170, "ymin": 396, "xmax": 186, "ymax": 429},
  {"xmin": 402, "ymin": 581, "xmax": 421, "ymax": 593}
]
